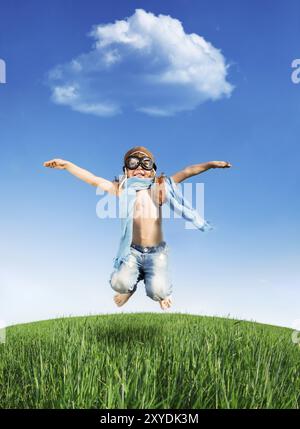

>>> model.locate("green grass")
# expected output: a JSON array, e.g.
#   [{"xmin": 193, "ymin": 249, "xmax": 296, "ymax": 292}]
[{"xmin": 0, "ymin": 313, "xmax": 299, "ymax": 409}]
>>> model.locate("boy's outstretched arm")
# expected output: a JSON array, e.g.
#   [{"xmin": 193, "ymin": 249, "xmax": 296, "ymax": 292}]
[
  {"xmin": 171, "ymin": 161, "xmax": 232, "ymax": 184},
  {"xmin": 43, "ymin": 158, "xmax": 118, "ymax": 195}
]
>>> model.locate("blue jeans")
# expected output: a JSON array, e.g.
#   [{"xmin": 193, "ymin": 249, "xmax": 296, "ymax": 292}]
[{"xmin": 109, "ymin": 241, "xmax": 173, "ymax": 301}]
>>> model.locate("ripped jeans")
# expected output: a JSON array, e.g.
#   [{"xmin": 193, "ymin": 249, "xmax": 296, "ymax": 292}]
[{"xmin": 109, "ymin": 241, "xmax": 173, "ymax": 301}]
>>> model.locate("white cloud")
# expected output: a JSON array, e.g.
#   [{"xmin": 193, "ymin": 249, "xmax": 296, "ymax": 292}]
[
  {"xmin": 52, "ymin": 84, "xmax": 79, "ymax": 104},
  {"xmin": 47, "ymin": 9, "xmax": 234, "ymax": 117}
]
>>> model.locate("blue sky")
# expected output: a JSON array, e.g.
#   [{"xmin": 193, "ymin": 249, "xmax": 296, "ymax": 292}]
[{"xmin": 0, "ymin": 0, "xmax": 299, "ymax": 328}]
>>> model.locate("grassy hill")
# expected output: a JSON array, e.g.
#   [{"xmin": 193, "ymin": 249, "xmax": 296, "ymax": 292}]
[{"xmin": 0, "ymin": 313, "xmax": 299, "ymax": 409}]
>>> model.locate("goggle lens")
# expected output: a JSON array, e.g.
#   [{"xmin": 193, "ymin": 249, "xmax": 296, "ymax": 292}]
[
  {"xmin": 127, "ymin": 157, "xmax": 139, "ymax": 169},
  {"xmin": 141, "ymin": 158, "xmax": 153, "ymax": 169}
]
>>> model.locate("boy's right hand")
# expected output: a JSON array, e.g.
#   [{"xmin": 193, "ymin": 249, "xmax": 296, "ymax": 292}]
[{"xmin": 43, "ymin": 159, "xmax": 69, "ymax": 170}]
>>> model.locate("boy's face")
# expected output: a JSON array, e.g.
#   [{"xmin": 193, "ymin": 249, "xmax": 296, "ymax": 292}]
[{"xmin": 124, "ymin": 152, "xmax": 155, "ymax": 179}]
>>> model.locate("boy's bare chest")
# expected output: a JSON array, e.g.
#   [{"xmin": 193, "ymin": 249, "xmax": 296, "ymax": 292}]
[{"xmin": 134, "ymin": 189, "xmax": 160, "ymax": 216}]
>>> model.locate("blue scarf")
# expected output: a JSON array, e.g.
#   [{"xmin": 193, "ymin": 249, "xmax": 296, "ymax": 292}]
[{"xmin": 113, "ymin": 175, "xmax": 214, "ymax": 269}]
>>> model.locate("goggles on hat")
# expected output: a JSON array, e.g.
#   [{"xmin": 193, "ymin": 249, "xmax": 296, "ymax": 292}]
[{"xmin": 124, "ymin": 156, "xmax": 157, "ymax": 171}]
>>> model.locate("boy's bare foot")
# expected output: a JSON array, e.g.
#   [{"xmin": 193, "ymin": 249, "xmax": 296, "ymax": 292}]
[
  {"xmin": 113, "ymin": 292, "xmax": 134, "ymax": 307},
  {"xmin": 159, "ymin": 297, "xmax": 172, "ymax": 310}
]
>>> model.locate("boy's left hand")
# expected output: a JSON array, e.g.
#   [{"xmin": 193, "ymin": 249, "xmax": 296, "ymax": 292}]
[{"xmin": 210, "ymin": 161, "xmax": 232, "ymax": 168}]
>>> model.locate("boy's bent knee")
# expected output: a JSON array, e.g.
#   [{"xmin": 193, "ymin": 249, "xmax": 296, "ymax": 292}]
[
  {"xmin": 146, "ymin": 284, "xmax": 172, "ymax": 302},
  {"xmin": 110, "ymin": 271, "xmax": 137, "ymax": 294}
]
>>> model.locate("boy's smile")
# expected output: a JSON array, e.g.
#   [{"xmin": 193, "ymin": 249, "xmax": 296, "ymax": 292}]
[{"xmin": 134, "ymin": 171, "xmax": 145, "ymax": 177}]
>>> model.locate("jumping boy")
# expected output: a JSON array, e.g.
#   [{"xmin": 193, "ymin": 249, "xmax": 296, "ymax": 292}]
[{"xmin": 43, "ymin": 147, "xmax": 231, "ymax": 310}]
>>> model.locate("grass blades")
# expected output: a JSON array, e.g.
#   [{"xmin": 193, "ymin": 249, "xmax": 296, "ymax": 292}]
[{"xmin": 0, "ymin": 313, "xmax": 299, "ymax": 409}]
